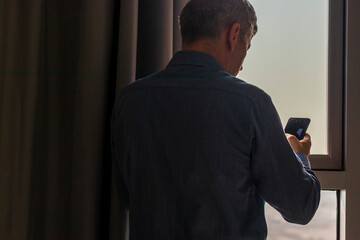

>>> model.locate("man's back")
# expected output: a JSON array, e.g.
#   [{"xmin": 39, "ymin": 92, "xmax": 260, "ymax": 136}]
[{"xmin": 111, "ymin": 51, "xmax": 320, "ymax": 240}]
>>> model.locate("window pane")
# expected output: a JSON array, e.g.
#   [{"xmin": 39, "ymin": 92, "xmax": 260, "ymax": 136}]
[
  {"xmin": 265, "ymin": 191, "xmax": 337, "ymax": 240},
  {"xmin": 238, "ymin": 0, "xmax": 328, "ymax": 154}
]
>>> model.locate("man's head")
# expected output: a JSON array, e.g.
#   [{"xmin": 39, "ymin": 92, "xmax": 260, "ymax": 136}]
[{"xmin": 179, "ymin": 0, "xmax": 257, "ymax": 75}]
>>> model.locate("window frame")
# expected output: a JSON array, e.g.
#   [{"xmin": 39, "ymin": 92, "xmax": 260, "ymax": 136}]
[
  {"xmin": 309, "ymin": 0, "xmax": 345, "ymax": 170},
  {"xmin": 315, "ymin": 0, "xmax": 360, "ymax": 238}
]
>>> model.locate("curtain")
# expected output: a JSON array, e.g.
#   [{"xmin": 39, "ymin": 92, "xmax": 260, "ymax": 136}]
[{"xmin": 0, "ymin": 0, "xmax": 187, "ymax": 239}]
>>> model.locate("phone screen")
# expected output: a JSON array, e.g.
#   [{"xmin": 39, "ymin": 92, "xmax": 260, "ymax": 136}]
[{"xmin": 284, "ymin": 118, "xmax": 311, "ymax": 140}]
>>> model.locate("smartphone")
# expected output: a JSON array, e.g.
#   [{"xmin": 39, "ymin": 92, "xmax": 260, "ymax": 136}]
[{"xmin": 284, "ymin": 118, "xmax": 311, "ymax": 140}]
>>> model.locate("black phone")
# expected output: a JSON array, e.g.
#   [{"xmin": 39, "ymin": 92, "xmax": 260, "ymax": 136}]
[{"xmin": 284, "ymin": 118, "xmax": 311, "ymax": 140}]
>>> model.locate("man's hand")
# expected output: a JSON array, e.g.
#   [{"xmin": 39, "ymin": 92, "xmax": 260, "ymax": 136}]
[{"xmin": 285, "ymin": 133, "xmax": 312, "ymax": 157}]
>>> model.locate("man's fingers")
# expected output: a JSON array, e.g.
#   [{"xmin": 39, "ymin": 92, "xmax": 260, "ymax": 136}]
[
  {"xmin": 285, "ymin": 133, "xmax": 296, "ymax": 140},
  {"xmin": 301, "ymin": 133, "xmax": 311, "ymax": 142},
  {"xmin": 285, "ymin": 134, "xmax": 300, "ymax": 147},
  {"xmin": 300, "ymin": 133, "xmax": 312, "ymax": 151},
  {"xmin": 286, "ymin": 132, "xmax": 311, "ymax": 156}
]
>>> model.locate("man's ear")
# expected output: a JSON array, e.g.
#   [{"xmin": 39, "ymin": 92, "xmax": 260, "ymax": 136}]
[{"xmin": 227, "ymin": 23, "xmax": 241, "ymax": 51}]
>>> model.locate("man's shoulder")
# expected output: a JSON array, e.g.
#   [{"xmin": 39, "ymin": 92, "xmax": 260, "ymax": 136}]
[
  {"xmin": 113, "ymin": 72, "xmax": 161, "ymax": 102},
  {"xmin": 219, "ymin": 75, "xmax": 269, "ymax": 100},
  {"xmin": 115, "ymin": 70, "xmax": 271, "ymax": 106}
]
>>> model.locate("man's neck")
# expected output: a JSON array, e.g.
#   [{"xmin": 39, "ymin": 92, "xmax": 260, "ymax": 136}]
[{"xmin": 182, "ymin": 40, "xmax": 229, "ymax": 72}]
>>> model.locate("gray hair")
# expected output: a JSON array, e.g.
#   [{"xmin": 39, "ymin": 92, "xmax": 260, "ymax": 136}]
[{"xmin": 179, "ymin": 0, "xmax": 257, "ymax": 44}]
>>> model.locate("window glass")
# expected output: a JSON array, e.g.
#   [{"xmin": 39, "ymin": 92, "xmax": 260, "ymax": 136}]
[
  {"xmin": 238, "ymin": 0, "xmax": 329, "ymax": 154},
  {"xmin": 265, "ymin": 191, "xmax": 337, "ymax": 240}
]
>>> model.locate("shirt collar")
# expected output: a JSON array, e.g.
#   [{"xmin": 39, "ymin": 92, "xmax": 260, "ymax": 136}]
[{"xmin": 166, "ymin": 50, "xmax": 226, "ymax": 72}]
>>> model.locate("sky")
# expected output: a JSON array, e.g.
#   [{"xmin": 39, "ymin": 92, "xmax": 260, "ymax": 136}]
[{"xmin": 238, "ymin": 0, "xmax": 329, "ymax": 154}]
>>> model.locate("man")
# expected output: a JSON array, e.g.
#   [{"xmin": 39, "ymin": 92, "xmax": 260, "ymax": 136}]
[{"xmin": 111, "ymin": 0, "xmax": 321, "ymax": 239}]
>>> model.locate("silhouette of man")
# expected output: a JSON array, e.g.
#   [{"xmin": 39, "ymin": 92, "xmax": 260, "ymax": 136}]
[{"xmin": 111, "ymin": 0, "xmax": 320, "ymax": 239}]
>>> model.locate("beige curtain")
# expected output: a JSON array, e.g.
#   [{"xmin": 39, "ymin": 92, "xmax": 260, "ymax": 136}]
[{"xmin": 0, "ymin": 0, "xmax": 187, "ymax": 239}]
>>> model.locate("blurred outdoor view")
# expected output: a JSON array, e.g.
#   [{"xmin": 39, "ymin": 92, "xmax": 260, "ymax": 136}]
[
  {"xmin": 238, "ymin": 0, "xmax": 336, "ymax": 239},
  {"xmin": 239, "ymin": 0, "xmax": 328, "ymax": 155}
]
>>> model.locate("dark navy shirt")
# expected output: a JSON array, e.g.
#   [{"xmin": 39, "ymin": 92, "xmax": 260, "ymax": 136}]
[{"xmin": 111, "ymin": 50, "xmax": 321, "ymax": 240}]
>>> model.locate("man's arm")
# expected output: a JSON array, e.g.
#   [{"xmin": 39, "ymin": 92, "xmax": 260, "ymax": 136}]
[
  {"xmin": 250, "ymin": 91, "xmax": 321, "ymax": 224},
  {"xmin": 112, "ymin": 158, "xmax": 129, "ymax": 209}
]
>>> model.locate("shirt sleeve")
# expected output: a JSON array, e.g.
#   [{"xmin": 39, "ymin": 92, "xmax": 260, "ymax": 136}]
[
  {"xmin": 250, "ymin": 91, "xmax": 321, "ymax": 225},
  {"xmin": 295, "ymin": 152, "xmax": 311, "ymax": 169}
]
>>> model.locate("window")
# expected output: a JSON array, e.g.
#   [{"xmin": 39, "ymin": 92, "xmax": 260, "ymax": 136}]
[
  {"xmin": 265, "ymin": 191, "xmax": 337, "ymax": 240},
  {"xmin": 236, "ymin": 1, "xmax": 346, "ymax": 238},
  {"xmin": 238, "ymin": 0, "xmax": 344, "ymax": 170}
]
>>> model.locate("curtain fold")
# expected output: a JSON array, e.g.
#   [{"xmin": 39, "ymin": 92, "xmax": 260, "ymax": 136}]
[
  {"xmin": 0, "ymin": 0, "xmax": 186, "ymax": 239},
  {"xmin": 173, "ymin": 0, "xmax": 188, "ymax": 53},
  {"xmin": 116, "ymin": 0, "xmax": 139, "ymax": 94},
  {"xmin": 1, "ymin": 1, "xmax": 116, "ymax": 239},
  {"xmin": 136, "ymin": 0, "xmax": 173, "ymax": 79}
]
